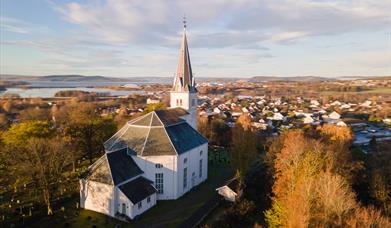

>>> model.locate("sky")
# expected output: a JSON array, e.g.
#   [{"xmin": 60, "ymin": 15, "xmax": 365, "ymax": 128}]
[{"xmin": 0, "ymin": 0, "xmax": 390, "ymax": 78}]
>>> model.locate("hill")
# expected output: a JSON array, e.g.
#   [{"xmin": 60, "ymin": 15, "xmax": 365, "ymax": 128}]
[{"xmin": 249, "ymin": 76, "xmax": 334, "ymax": 82}]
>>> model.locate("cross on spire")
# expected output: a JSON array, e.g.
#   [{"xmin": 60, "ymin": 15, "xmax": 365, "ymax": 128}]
[
  {"xmin": 183, "ymin": 15, "xmax": 187, "ymax": 29},
  {"xmin": 172, "ymin": 17, "xmax": 196, "ymax": 93}
]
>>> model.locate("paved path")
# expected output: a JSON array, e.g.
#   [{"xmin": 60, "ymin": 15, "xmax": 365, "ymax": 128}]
[{"xmin": 178, "ymin": 194, "xmax": 221, "ymax": 228}]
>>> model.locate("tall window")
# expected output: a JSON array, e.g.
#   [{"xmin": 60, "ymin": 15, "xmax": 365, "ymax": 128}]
[
  {"xmin": 192, "ymin": 99, "xmax": 195, "ymax": 106},
  {"xmin": 199, "ymin": 159, "xmax": 203, "ymax": 178},
  {"xmin": 183, "ymin": 168, "xmax": 187, "ymax": 189},
  {"xmin": 176, "ymin": 99, "xmax": 179, "ymax": 106},
  {"xmin": 155, "ymin": 173, "xmax": 163, "ymax": 194},
  {"xmin": 180, "ymin": 99, "xmax": 183, "ymax": 106}
]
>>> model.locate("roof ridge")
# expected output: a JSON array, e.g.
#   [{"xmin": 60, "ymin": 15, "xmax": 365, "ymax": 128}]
[
  {"xmin": 161, "ymin": 120, "xmax": 179, "ymax": 156},
  {"xmin": 127, "ymin": 113, "xmax": 148, "ymax": 125},
  {"xmin": 140, "ymin": 112, "xmax": 154, "ymax": 156},
  {"xmin": 106, "ymin": 124, "xmax": 131, "ymax": 151},
  {"xmin": 104, "ymin": 154, "xmax": 115, "ymax": 185}
]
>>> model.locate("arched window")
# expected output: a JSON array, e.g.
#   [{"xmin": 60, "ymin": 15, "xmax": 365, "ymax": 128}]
[
  {"xmin": 176, "ymin": 99, "xmax": 179, "ymax": 106},
  {"xmin": 180, "ymin": 99, "xmax": 183, "ymax": 106}
]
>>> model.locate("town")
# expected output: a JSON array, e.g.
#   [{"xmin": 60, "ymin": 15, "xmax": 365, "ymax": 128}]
[
  {"xmin": 1, "ymin": 0, "xmax": 390, "ymax": 227},
  {"xmin": 1, "ymin": 75, "xmax": 390, "ymax": 227}
]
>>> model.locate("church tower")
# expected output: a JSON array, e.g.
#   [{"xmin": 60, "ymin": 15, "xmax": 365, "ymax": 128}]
[{"xmin": 170, "ymin": 18, "xmax": 197, "ymax": 129}]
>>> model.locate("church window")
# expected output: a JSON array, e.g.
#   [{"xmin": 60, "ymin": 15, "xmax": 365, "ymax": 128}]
[
  {"xmin": 184, "ymin": 158, "xmax": 187, "ymax": 164},
  {"xmin": 199, "ymin": 159, "xmax": 203, "ymax": 178},
  {"xmin": 138, "ymin": 201, "xmax": 142, "ymax": 209},
  {"xmin": 121, "ymin": 203, "xmax": 126, "ymax": 214},
  {"xmin": 155, "ymin": 173, "xmax": 164, "ymax": 194},
  {"xmin": 176, "ymin": 99, "xmax": 179, "ymax": 106},
  {"xmin": 200, "ymin": 150, "xmax": 203, "ymax": 156},
  {"xmin": 180, "ymin": 99, "xmax": 183, "ymax": 106},
  {"xmin": 147, "ymin": 196, "xmax": 151, "ymax": 203},
  {"xmin": 183, "ymin": 168, "xmax": 187, "ymax": 189},
  {"xmin": 155, "ymin": 163, "xmax": 163, "ymax": 168}
]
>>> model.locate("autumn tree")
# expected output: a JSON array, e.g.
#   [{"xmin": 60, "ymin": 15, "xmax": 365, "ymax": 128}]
[
  {"xmin": 230, "ymin": 114, "xmax": 257, "ymax": 174},
  {"xmin": 21, "ymin": 138, "xmax": 71, "ymax": 215},
  {"xmin": 209, "ymin": 118, "xmax": 231, "ymax": 147},
  {"xmin": 0, "ymin": 113, "xmax": 8, "ymax": 130},
  {"xmin": 56, "ymin": 103, "xmax": 116, "ymax": 164},
  {"xmin": 367, "ymin": 141, "xmax": 391, "ymax": 216},
  {"xmin": 142, "ymin": 102, "xmax": 166, "ymax": 114},
  {"xmin": 265, "ymin": 129, "xmax": 390, "ymax": 227},
  {"xmin": 1, "ymin": 122, "xmax": 72, "ymax": 215},
  {"xmin": 19, "ymin": 107, "xmax": 51, "ymax": 122}
]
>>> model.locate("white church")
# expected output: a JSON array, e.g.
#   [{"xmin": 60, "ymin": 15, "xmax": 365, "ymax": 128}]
[{"xmin": 79, "ymin": 23, "xmax": 208, "ymax": 220}]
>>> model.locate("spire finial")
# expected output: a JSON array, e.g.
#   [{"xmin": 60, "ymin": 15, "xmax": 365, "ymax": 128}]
[{"xmin": 183, "ymin": 15, "xmax": 187, "ymax": 29}]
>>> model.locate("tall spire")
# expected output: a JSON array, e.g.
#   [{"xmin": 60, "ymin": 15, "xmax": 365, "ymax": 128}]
[{"xmin": 172, "ymin": 16, "xmax": 196, "ymax": 92}]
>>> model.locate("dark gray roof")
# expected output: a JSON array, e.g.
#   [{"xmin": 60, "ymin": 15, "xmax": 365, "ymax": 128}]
[
  {"xmin": 86, "ymin": 148, "xmax": 143, "ymax": 186},
  {"xmin": 106, "ymin": 148, "xmax": 144, "ymax": 185},
  {"xmin": 104, "ymin": 108, "xmax": 207, "ymax": 156},
  {"xmin": 166, "ymin": 123, "xmax": 208, "ymax": 154},
  {"xmin": 118, "ymin": 176, "xmax": 157, "ymax": 204},
  {"xmin": 87, "ymin": 156, "xmax": 113, "ymax": 185},
  {"xmin": 155, "ymin": 108, "xmax": 188, "ymax": 125}
]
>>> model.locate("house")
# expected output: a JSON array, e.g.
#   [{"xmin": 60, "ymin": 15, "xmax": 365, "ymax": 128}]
[
  {"xmin": 331, "ymin": 101, "xmax": 342, "ymax": 106},
  {"xmin": 80, "ymin": 23, "xmax": 208, "ymax": 220},
  {"xmin": 146, "ymin": 97, "xmax": 160, "ymax": 104},
  {"xmin": 216, "ymin": 178, "xmax": 242, "ymax": 202},
  {"xmin": 329, "ymin": 111, "xmax": 341, "ymax": 120},
  {"xmin": 336, "ymin": 120, "xmax": 347, "ymax": 126},
  {"xmin": 303, "ymin": 116, "xmax": 314, "ymax": 124}
]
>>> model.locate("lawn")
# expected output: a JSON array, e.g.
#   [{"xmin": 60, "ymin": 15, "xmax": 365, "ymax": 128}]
[{"xmin": 14, "ymin": 147, "xmax": 233, "ymax": 228}]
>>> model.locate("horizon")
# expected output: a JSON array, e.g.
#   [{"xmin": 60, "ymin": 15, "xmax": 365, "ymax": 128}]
[
  {"xmin": 1, "ymin": 0, "xmax": 390, "ymax": 78},
  {"xmin": 2, "ymin": 73, "xmax": 390, "ymax": 79}
]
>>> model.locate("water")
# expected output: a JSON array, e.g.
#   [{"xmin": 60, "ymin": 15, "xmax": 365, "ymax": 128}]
[{"xmin": 0, "ymin": 87, "xmax": 145, "ymax": 98}]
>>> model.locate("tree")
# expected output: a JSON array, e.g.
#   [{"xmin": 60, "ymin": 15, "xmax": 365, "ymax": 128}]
[
  {"xmin": 2, "ymin": 121, "xmax": 54, "ymax": 146},
  {"xmin": 5, "ymin": 138, "xmax": 71, "ymax": 215},
  {"xmin": 230, "ymin": 114, "xmax": 257, "ymax": 174},
  {"xmin": 210, "ymin": 118, "xmax": 231, "ymax": 146},
  {"xmin": 367, "ymin": 141, "xmax": 391, "ymax": 216},
  {"xmin": 2, "ymin": 100, "xmax": 13, "ymax": 113},
  {"xmin": 1, "ymin": 122, "xmax": 72, "ymax": 215},
  {"xmin": 265, "ymin": 129, "xmax": 390, "ymax": 227},
  {"xmin": 56, "ymin": 103, "xmax": 116, "ymax": 164},
  {"xmin": 0, "ymin": 113, "xmax": 8, "ymax": 130},
  {"xmin": 143, "ymin": 102, "xmax": 166, "ymax": 114},
  {"xmin": 19, "ymin": 107, "xmax": 51, "ymax": 122}
]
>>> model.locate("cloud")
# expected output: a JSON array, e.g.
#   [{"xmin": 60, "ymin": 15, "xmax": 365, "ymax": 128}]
[
  {"xmin": 0, "ymin": 16, "xmax": 31, "ymax": 34},
  {"xmin": 0, "ymin": 16, "xmax": 50, "ymax": 34},
  {"xmin": 52, "ymin": 0, "xmax": 390, "ymax": 48}
]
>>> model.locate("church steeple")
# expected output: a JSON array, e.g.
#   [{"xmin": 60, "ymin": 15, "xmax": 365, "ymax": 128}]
[
  {"xmin": 172, "ymin": 17, "xmax": 196, "ymax": 92},
  {"xmin": 170, "ymin": 18, "xmax": 198, "ymax": 129}
]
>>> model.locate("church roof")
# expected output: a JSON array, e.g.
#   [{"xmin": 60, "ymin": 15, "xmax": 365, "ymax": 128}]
[
  {"xmin": 104, "ymin": 108, "xmax": 207, "ymax": 156},
  {"xmin": 86, "ymin": 148, "xmax": 144, "ymax": 186},
  {"xmin": 172, "ymin": 25, "xmax": 196, "ymax": 93},
  {"xmin": 118, "ymin": 176, "xmax": 157, "ymax": 204}
]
